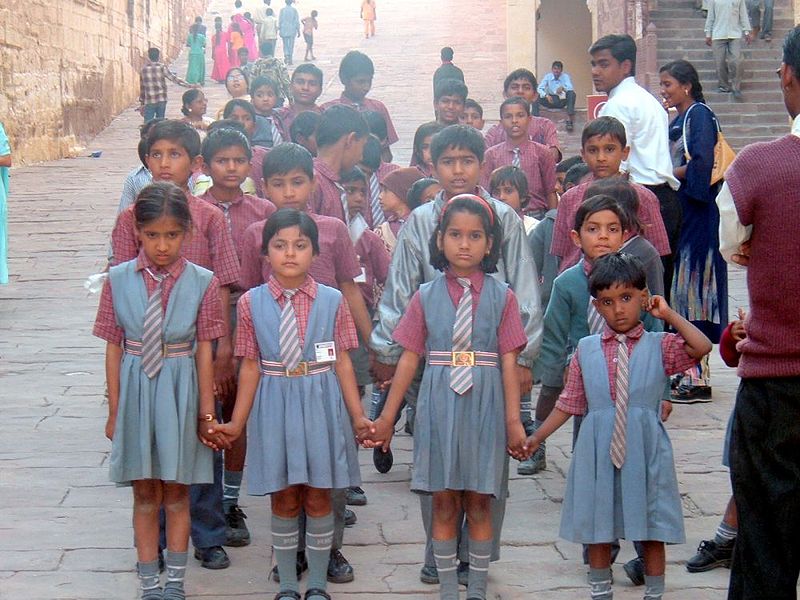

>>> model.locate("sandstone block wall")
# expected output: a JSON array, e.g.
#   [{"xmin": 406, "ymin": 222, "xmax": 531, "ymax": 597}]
[{"xmin": 1, "ymin": 0, "xmax": 207, "ymax": 164}]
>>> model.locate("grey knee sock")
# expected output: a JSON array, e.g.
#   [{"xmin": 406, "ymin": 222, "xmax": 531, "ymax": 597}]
[
  {"xmin": 137, "ymin": 560, "xmax": 162, "ymax": 600},
  {"xmin": 714, "ymin": 520, "xmax": 737, "ymax": 544},
  {"xmin": 467, "ymin": 538, "xmax": 492, "ymax": 599},
  {"xmin": 223, "ymin": 469, "xmax": 243, "ymax": 511},
  {"xmin": 643, "ymin": 574, "xmax": 665, "ymax": 600},
  {"xmin": 162, "ymin": 551, "xmax": 187, "ymax": 600},
  {"xmin": 272, "ymin": 514, "xmax": 300, "ymax": 593},
  {"xmin": 305, "ymin": 513, "xmax": 334, "ymax": 595},
  {"xmin": 588, "ymin": 567, "xmax": 613, "ymax": 600},
  {"xmin": 433, "ymin": 538, "xmax": 459, "ymax": 600}
]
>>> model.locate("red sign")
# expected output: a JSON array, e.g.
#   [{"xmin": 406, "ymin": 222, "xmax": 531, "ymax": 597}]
[{"xmin": 587, "ymin": 94, "xmax": 609, "ymax": 121}]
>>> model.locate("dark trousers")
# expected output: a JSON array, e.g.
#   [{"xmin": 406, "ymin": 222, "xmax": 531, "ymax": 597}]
[
  {"xmin": 644, "ymin": 183, "xmax": 682, "ymax": 301},
  {"xmin": 539, "ymin": 92, "xmax": 577, "ymax": 116},
  {"xmin": 262, "ymin": 39, "xmax": 276, "ymax": 57},
  {"xmin": 729, "ymin": 377, "xmax": 800, "ymax": 599},
  {"xmin": 143, "ymin": 101, "xmax": 167, "ymax": 122}
]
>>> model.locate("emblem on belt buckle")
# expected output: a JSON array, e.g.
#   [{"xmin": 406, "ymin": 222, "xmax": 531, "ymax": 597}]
[
  {"xmin": 451, "ymin": 351, "xmax": 475, "ymax": 367},
  {"xmin": 285, "ymin": 363, "xmax": 309, "ymax": 377}
]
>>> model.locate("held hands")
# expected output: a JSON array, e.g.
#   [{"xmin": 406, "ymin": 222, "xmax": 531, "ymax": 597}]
[
  {"xmin": 506, "ymin": 421, "xmax": 531, "ymax": 461},
  {"xmin": 351, "ymin": 415, "xmax": 375, "ymax": 448},
  {"xmin": 521, "ymin": 434, "xmax": 541, "ymax": 459},
  {"xmin": 200, "ymin": 420, "xmax": 238, "ymax": 451},
  {"xmin": 363, "ymin": 415, "xmax": 394, "ymax": 451}
]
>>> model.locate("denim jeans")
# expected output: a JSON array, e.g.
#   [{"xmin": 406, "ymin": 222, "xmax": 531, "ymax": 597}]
[{"xmin": 143, "ymin": 101, "xmax": 167, "ymax": 122}]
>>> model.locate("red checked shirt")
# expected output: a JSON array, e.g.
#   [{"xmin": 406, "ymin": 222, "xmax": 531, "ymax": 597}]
[
  {"xmin": 250, "ymin": 146, "xmax": 269, "ymax": 197},
  {"xmin": 199, "ymin": 189, "xmax": 276, "ymax": 260},
  {"xmin": 111, "ymin": 193, "xmax": 241, "ymax": 287},
  {"xmin": 310, "ymin": 158, "xmax": 346, "ymax": 222},
  {"xmin": 556, "ymin": 323, "xmax": 698, "ymax": 415},
  {"xmin": 320, "ymin": 95, "xmax": 400, "ymax": 146},
  {"xmin": 235, "ymin": 275, "xmax": 359, "ymax": 360},
  {"xmin": 93, "ymin": 254, "xmax": 226, "ymax": 346},
  {"xmin": 238, "ymin": 212, "xmax": 362, "ymax": 290},
  {"xmin": 392, "ymin": 270, "xmax": 528, "ymax": 357},
  {"xmin": 550, "ymin": 178, "xmax": 671, "ymax": 272},
  {"xmin": 354, "ymin": 228, "xmax": 391, "ymax": 309},
  {"xmin": 274, "ymin": 104, "xmax": 322, "ymax": 140},
  {"xmin": 484, "ymin": 116, "xmax": 559, "ymax": 149},
  {"xmin": 481, "ymin": 139, "xmax": 556, "ymax": 213}
]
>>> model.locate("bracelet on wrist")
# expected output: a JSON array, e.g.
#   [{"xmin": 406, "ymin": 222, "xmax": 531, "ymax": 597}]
[{"xmin": 198, "ymin": 413, "xmax": 215, "ymax": 423}]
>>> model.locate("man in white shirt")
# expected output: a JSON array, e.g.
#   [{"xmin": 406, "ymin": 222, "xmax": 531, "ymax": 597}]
[
  {"xmin": 705, "ymin": 0, "xmax": 752, "ymax": 100},
  {"xmin": 537, "ymin": 60, "xmax": 577, "ymax": 132},
  {"xmin": 589, "ymin": 33, "xmax": 681, "ymax": 296}
]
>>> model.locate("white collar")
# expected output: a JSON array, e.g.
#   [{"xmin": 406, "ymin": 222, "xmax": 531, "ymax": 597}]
[
  {"xmin": 608, "ymin": 76, "xmax": 637, "ymax": 99},
  {"xmin": 792, "ymin": 114, "xmax": 800, "ymax": 138}
]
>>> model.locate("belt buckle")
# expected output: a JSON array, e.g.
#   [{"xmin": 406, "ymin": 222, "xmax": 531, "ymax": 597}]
[
  {"xmin": 285, "ymin": 362, "xmax": 309, "ymax": 377},
  {"xmin": 162, "ymin": 342, "xmax": 168, "ymax": 357},
  {"xmin": 451, "ymin": 351, "xmax": 475, "ymax": 367}
]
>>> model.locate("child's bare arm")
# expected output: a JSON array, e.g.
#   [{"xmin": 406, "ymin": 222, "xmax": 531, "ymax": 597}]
[
  {"xmin": 645, "ymin": 295, "xmax": 712, "ymax": 359},
  {"xmin": 105, "ymin": 343, "xmax": 123, "ymax": 440},
  {"xmin": 197, "ymin": 340, "xmax": 230, "ymax": 450},
  {"xmin": 369, "ymin": 349, "xmax": 420, "ymax": 449},
  {"xmin": 211, "ymin": 357, "xmax": 260, "ymax": 444},
  {"xmin": 334, "ymin": 350, "xmax": 373, "ymax": 442},
  {"xmin": 501, "ymin": 351, "xmax": 528, "ymax": 459},
  {"xmin": 340, "ymin": 280, "xmax": 373, "ymax": 342},
  {"xmin": 525, "ymin": 408, "xmax": 572, "ymax": 454}
]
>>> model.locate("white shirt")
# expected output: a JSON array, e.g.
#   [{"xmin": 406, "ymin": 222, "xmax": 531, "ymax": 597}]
[
  {"xmin": 716, "ymin": 113, "xmax": 800, "ymax": 263},
  {"xmin": 599, "ymin": 77, "xmax": 680, "ymax": 190}
]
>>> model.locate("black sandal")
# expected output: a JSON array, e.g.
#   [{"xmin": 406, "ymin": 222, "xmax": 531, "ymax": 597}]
[
  {"xmin": 304, "ymin": 589, "xmax": 331, "ymax": 600},
  {"xmin": 274, "ymin": 592, "xmax": 301, "ymax": 600}
]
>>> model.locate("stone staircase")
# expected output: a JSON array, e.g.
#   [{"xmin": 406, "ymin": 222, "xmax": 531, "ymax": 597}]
[{"xmin": 650, "ymin": 0, "xmax": 795, "ymax": 150}]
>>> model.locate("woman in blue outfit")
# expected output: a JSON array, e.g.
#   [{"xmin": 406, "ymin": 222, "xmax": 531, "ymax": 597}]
[{"xmin": 660, "ymin": 59, "xmax": 729, "ymax": 402}]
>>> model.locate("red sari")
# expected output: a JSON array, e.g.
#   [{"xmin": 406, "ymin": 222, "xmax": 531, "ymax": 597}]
[{"xmin": 210, "ymin": 30, "xmax": 231, "ymax": 82}]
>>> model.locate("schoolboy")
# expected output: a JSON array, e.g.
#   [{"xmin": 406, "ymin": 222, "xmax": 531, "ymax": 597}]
[
  {"xmin": 370, "ymin": 124, "xmax": 543, "ymax": 584},
  {"xmin": 289, "ymin": 110, "xmax": 321, "ymax": 156},
  {"xmin": 359, "ymin": 134, "xmax": 400, "ymax": 228},
  {"xmin": 237, "ymin": 47, "xmax": 253, "ymax": 79},
  {"xmin": 362, "ymin": 109, "xmax": 395, "ymax": 163},
  {"xmin": 191, "ymin": 119, "xmax": 260, "ymax": 197},
  {"xmin": 198, "ymin": 127, "xmax": 275, "ymax": 548},
  {"xmin": 249, "ymin": 76, "xmax": 285, "ymax": 148},
  {"xmin": 117, "ymin": 119, "xmax": 160, "ymax": 213},
  {"xmin": 220, "ymin": 101, "xmax": 270, "ymax": 197},
  {"xmin": 433, "ymin": 78, "xmax": 468, "ymax": 126},
  {"xmin": 238, "ymin": 142, "xmax": 372, "ymax": 583},
  {"xmin": 484, "ymin": 68, "xmax": 561, "ymax": 162},
  {"xmin": 460, "ymin": 98, "xmax": 485, "ymax": 131},
  {"xmin": 489, "ymin": 165, "xmax": 538, "ymax": 233},
  {"xmin": 110, "ymin": 119, "xmax": 239, "ymax": 570},
  {"xmin": 480, "ymin": 96, "xmax": 557, "ymax": 218},
  {"xmin": 555, "ymin": 155, "xmax": 584, "ymax": 197},
  {"xmin": 274, "ymin": 63, "xmax": 323, "ymax": 137},
  {"xmin": 309, "ymin": 105, "xmax": 369, "ymax": 223},
  {"xmin": 550, "ymin": 117, "xmax": 670, "ymax": 275},
  {"xmin": 321, "ymin": 51, "xmax": 400, "ymax": 148}
]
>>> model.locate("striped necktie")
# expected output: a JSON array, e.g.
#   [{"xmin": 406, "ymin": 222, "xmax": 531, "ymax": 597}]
[
  {"xmin": 219, "ymin": 202, "xmax": 232, "ymax": 232},
  {"xmin": 336, "ymin": 183, "xmax": 350, "ymax": 225},
  {"xmin": 610, "ymin": 333, "xmax": 630, "ymax": 468},
  {"xmin": 279, "ymin": 289, "xmax": 302, "ymax": 370},
  {"xmin": 512, "ymin": 147, "xmax": 521, "ymax": 168},
  {"xmin": 268, "ymin": 117, "xmax": 283, "ymax": 147},
  {"xmin": 369, "ymin": 173, "xmax": 385, "ymax": 227},
  {"xmin": 450, "ymin": 277, "xmax": 473, "ymax": 395},
  {"xmin": 587, "ymin": 302, "xmax": 605, "ymax": 335},
  {"xmin": 141, "ymin": 269, "xmax": 168, "ymax": 379}
]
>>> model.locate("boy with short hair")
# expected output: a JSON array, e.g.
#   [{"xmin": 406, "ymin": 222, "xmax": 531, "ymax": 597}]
[
  {"xmin": 460, "ymin": 98, "xmax": 485, "ymax": 131},
  {"xmin": 274, "ymin": 63, "xmax": 323, "ymax": 137},
  {"xmin": 321, "ymin": 51, "xmax": 400, "ymax": 149},
  {"xmin": 550, "ymin": 116, "xmax": 670, "ymax": 274},
  {"xmin": 433, "ymin": 78, "xmax": 468, "ymax": 126},
  {"xmin": 555, "ymin": 155, "xmax": 585, "ymax": 197},
  {"xmin": 370, "ymin": 124, "xmax": 542, "ymax": 586},
  {"xmin": 309, "ymin": 104, "xmax": 369, "ymax": 224},
  {"xmin": 139, "ymin": 47, "xmax": 194, "ymax": 122},
  {"xmin": 239, "ymin": 142, "xmax": 374, "ymax": 584},
  {"xmin": 481, "ymin": 96, "xmax": 557, "ymax": 218},
  {"xmin": 484, "ymin": 68, "xmax": 561, "ymax": 162},
  {"xmin": 289, "ymin": 110, "xmax": 321, "ymax": 156},
  {"xmin": 433, "ymin": 46, "xmax": 465, "ymax": 94},
  {"xmin": 110, "ymin": 119, "xmax": 239, "ymax": 571},
  {"xmin": 249, "ymin": 76, "xmax": 285, "ymax": 149},
  {"xmin": 358, "ymin": 134, "xmax": 400, "ymax": 228},
  {"xmin": 237, "ymin": 47, "xmax": 253, "ymax": 78}
]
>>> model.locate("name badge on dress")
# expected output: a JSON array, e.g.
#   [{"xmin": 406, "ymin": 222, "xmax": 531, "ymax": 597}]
[
  {"xmin": 314, "ymin": 341, "xmax": 337, "ymax": 362},
  {"xmin": 353, "ymin": 266, "xmax": 367, "ymax": 283}
]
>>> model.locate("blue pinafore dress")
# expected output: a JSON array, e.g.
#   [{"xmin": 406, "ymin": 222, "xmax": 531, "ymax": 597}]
[
  {"xmin": 560, "ymin": 332, "xmax": 685, "ymax": 544},
  {"xmin": 411, "ymin": 274, "xmax": 508, "ymax": 498},
  {"xmin": 245, "ymin": 283, "xmax": 361, "ymax": 495},
  {"xmin": 108, "ymin": 260, "xmax": 214, "ymax": 485}
]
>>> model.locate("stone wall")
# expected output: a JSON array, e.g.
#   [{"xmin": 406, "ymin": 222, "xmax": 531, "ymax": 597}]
[{"xmin": 0, "ymin": 0, "xmax": 206, "ymax": 164}]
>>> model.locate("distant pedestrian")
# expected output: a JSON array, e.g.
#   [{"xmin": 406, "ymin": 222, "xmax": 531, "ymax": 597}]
[
  {"xmin": 361, "ymin": 0, "xmax": 376, "ymax": 38},
  {"xmin": 138, "ymin": 47, "xmax": 194, "ymax": 122},
  {"xmin": 94, "ymin": 181, "xmax": 228, "ymax": 600},
  {"xmin": 537, "ymin": 60, "xmax": 578, "ymax": 132},
  {"xmin": 746, "ymin": 0, "xmax": 773, "ymax": 40},
  {"xmin": 228, "ymin": 21, "xmax": 245, "ymax": 66},
  {"xmin": 278, "ymin": 0, "xmax": 301, "ymax": 65},
  {"xmin": 433, "ymin": 46, "xmax": 465, "ymax": 95},
  {"xmin": 257, "ymin": 8, "xmax": 278, "ymax": 57},
  {"xmin": 704, "ymin": 0, "xmax": 752, "ymax": 100},
  {"xmin": 185, "ymin": 23, "xmax": 207, "ymax": 85},
  {"xmin": 210, "ymin": 18, "xmax": 231, "ymax": 83},
  {"xmin": 302, "ymin": 10, "xmax": 318, "ymax": 61},
  {"xmin": 0, "ymin": 120, "xmax": 9, "ymax": 284},
  {"xmin": 194, "ymin": 16, "xmax": 207, "ymax": 36},
  {"xmin": 180, "ymin": 89, "xmax": 212, "ymax": 133}
]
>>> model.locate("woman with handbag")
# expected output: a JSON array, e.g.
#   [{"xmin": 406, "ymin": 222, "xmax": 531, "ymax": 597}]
[{"xmin": 660, "ymin": 59, "xmax": 730, "ymax": 402}]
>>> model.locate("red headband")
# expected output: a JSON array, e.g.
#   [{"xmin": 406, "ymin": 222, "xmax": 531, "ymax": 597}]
[{"xmin": 441, "ymin": 193, "xmax": 495, "ymax": 225}]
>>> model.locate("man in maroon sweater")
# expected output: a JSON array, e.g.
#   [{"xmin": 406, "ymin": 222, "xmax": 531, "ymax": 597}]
[{"xmin": 716, "ymin": 25, "xmax": 800, "ymax": 599}]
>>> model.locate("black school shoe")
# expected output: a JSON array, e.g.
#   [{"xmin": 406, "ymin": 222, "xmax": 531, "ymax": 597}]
[
  {"xmin": 274, "ymin": 592, "xmax": 301, "ymax": 600},
  {"xmin": 327, "ymin": 549, "xmax": 354, "ymax": 583},
  {"xmin": 271, "ymin": 551, "xmax": 309, "ymax": 582},
  {"xmin": 671, "ymin": 384, "xmax": 712, "ymax": 403},
  {"xmin": 344, "ymin": 508, "xmax": 357, "ymax": 527},
  {"xmin": 419, "ymin": 564, "xmax": 438, "ymax": 584},
  {"xmin": 224, "ymin": 504, "xmax": 251, "ymax": 547},
  {"xmin": 193, "ymin": 545, "xmax": 231, "ymax": 569},
  {"xmin": 623, "ymin": 557, "xmax": 645, "ymax": 586},
  {"xmin": 686, "ymin": 539, "xmax": 734, "ymax": 572},
  {"xmin": 457, "ymin": 561, "xmax": 469, "ymax": 586},
  {"xmin": 373, "ymin": 446, "xmax": 394, "ymax": 473}
]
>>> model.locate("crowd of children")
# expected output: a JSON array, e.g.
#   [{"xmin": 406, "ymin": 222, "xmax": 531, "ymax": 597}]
[{"xmin": 99, "ymin": 23, "xmax": 764, "ymax": 600}]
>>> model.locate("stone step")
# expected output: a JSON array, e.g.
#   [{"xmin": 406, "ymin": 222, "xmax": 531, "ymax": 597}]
[{"xmin": 653, "ymin": 17, "xmax": 794, "ymax": 30}]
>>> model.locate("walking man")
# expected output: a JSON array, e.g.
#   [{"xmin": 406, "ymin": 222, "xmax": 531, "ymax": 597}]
[
  {"xmin": 278, "ymin": 0, "xmax": 301, "ymax": 65},
  {"xmin": 705, "ymin": 0, "xmax": 752, "ymax": 99}
]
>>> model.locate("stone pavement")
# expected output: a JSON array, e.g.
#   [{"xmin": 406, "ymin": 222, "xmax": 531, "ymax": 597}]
[{"xmin": 0, "ymin": 0, "xmax": 754, "ymax": 598}]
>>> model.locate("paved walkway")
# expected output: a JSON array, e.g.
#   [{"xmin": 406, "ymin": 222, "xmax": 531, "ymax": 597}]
[{"xmin": 0, "ymin": 0, "xmax": 751, "ymax": 598}]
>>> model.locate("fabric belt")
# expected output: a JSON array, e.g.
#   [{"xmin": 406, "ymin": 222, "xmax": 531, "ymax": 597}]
[
  {"xmin": 260, "ymin": 359, "xmax": 334, "ymax": 377},
  {"xmin": 427, "ymin": 350, "xmax": 500, "ymax": 368},
  {"xmin": 124, "ymin": 339, "xmax": 194, "ymax": 358}
]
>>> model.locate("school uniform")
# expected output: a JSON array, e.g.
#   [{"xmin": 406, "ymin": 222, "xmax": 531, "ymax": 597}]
[
  {"xmin": 481, "ymin": 139, "xmax": 556, "ymax": 216},
  {"xmin": 235, "ymin": 276, "xmax": 361, "ymax": 494},
  {"xmin": 362, "ymin": 162, "xmax": 401, "ymax": 229},
  {"xmin": 249, "ymin": 145, "xmax": 269, "ymax": 197},
  {"xmin": 529, "ymin": 209, "xmax": 559, "ymax": 309},
  {"xmin": 310, "ymin": 158, "xmax": 347, "ymax": 222},
  {"xmin": 321, "ymin": 95, "xmax": 400, "ymax": 146},
  {"xmin": 199, "ymin": 189, "xmax": 275, "ymax": 263},
  {"xmin": 93, "ymin": 254, "xmax": 225, "ymax": 484},
  {"xmin": 274, "ymin": 104, "xmax": 321, "ymax": 141},
  {"xmin": 393, "ymin": 271, "xmax": 527, "ymax": 497},
  {"xmin": 374, "ymin": 215, "xmax": 405, "ymax": 255},
  {"xmin": 556, "ymin": 325, "xmax": 697, "ymax": 544},
  {"xmin": 252, "ymin": 114, "xmax": 285, "ymax": 149},
  {"xmin": 484, "ymin": 116, "xmax": 559, "ymax": 149}
]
